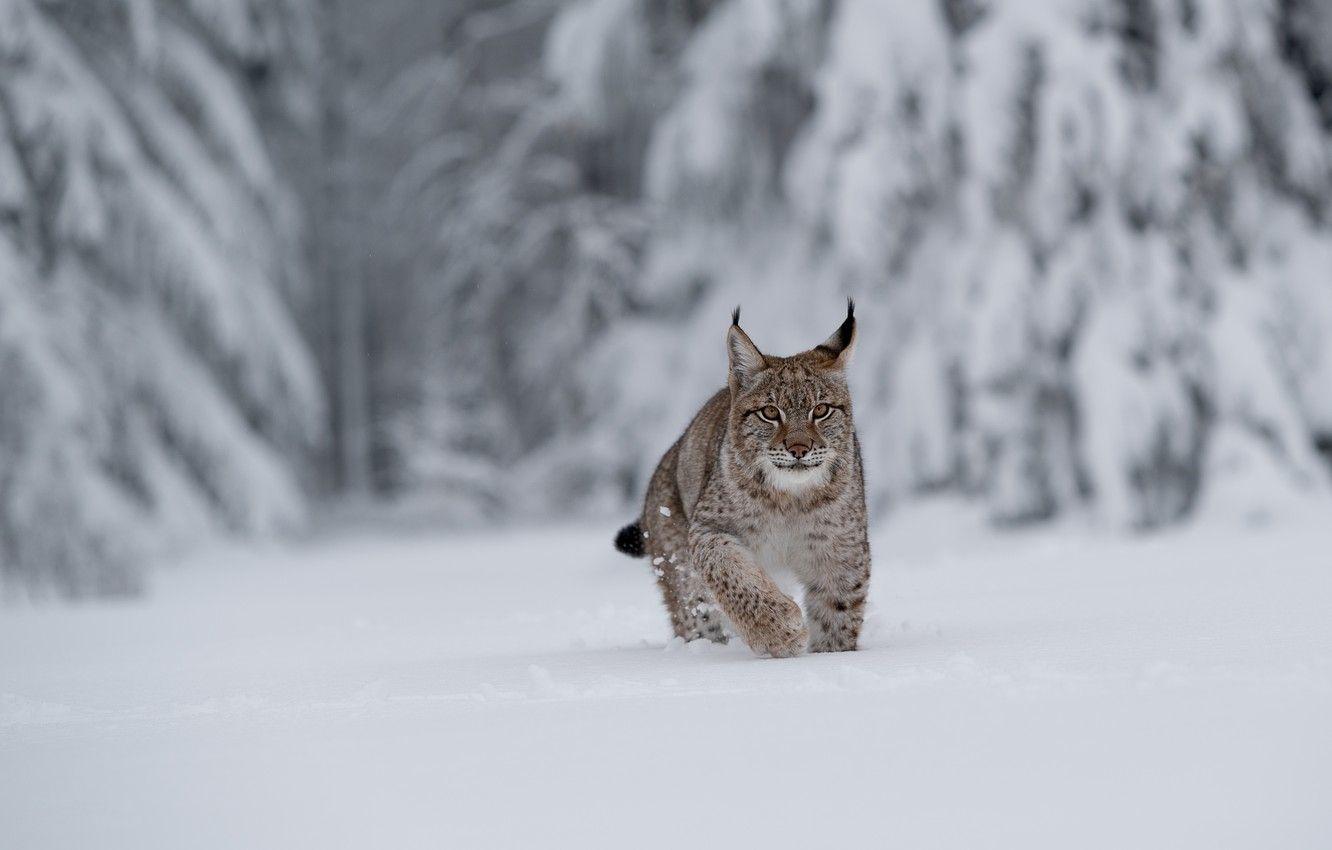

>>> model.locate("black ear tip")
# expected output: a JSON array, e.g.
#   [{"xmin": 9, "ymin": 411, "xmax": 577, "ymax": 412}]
[
  {"xmin": 835, "ymin": 299, "xmax": 856, "ymax": 349},
  {"xmin": 732, "ymin": 306, "xmax": 741, "ymax": 326}
]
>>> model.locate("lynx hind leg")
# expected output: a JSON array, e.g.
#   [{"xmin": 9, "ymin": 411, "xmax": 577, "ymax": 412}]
[
  {"xmin": 643, "ymin": 497, "xmax": 726, "ymax": 644},
  {"xmin": 669, "ymin": 553, "xmax": 728, "ymax": 644}
]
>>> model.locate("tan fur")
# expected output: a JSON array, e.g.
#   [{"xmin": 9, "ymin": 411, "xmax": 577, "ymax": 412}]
[{"xmin": 635, "ymin": 305, "xmax": 871, "ymax": 657}]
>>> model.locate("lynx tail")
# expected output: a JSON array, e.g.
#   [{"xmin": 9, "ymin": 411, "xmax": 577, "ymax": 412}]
[{"xmin": 613, "ymin": 521, "xmax": 646, "ymax": 557}]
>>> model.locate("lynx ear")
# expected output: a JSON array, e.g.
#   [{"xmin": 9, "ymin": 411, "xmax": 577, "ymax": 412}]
[
  {"xmin": 815, "ymin": 299, "xmax": 857, "ymax": 369},
  {"xmin": 727, "ymin": 307, "xmax": 766, "ymax": 385}
]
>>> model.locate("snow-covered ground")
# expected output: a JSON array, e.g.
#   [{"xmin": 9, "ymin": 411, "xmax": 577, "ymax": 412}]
[{"xmin": 2, "ymin": 502, "xmax": 1329, "ymax": 849}]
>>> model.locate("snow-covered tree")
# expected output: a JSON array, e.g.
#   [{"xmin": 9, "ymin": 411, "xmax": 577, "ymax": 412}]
[
  {"xmin": 372, "ymin": 0, "xmax": 1332, "ymax": 529},
  {"xmin": 0, "ymin": 0, "xmax": 323, "ymax": 596},
  {"xmin": 26, "ymin": 0, "xmax": 1322, "ymax": 588}
]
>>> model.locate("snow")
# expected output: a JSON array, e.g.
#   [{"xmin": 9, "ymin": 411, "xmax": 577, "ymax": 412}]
[{"xmin": 3, "ymin": 503, "xmax": 1329, "ymax": 848}]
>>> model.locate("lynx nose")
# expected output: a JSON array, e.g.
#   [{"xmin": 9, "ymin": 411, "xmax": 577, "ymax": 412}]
[{"xmin": 787, "ymin": 443, "xmax": 810, "ymax": 460}]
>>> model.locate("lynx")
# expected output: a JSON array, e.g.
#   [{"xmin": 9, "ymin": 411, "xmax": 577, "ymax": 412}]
[{"xmin": 614, "ymin": 302, "xmax": 871, "ymax": 657}]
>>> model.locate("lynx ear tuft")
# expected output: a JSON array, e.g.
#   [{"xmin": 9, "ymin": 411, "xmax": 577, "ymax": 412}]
[
  {"xmin": 815, "ymin": 299, "xmax": 857, "ymax": 369},
  {"xmin": 727, "ymin": 311, "xmax": 766, "ymax": 385}
]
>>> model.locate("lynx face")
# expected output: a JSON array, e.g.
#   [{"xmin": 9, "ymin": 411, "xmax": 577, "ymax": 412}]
[{"xmin": 726, "ymin": 308, "xmax": 857, "ymax": 494}]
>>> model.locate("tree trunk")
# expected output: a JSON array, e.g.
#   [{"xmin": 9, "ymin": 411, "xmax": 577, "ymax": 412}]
[{"xmin": 318, "ymin": 0, "xmax": 371, "ymax": 494}]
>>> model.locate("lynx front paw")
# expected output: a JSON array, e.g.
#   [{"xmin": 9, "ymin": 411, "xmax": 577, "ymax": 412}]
[
  {"xmin": 746, "ymin": 596, "xmax": 808, "ymax": 658},
  {"xmin": 809, "ymin": 633, "xmax": 856, "ymax": 653}
]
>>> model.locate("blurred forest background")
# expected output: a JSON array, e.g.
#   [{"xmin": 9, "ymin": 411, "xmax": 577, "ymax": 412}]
[{"xmin": 2, "ymin": 0, "xmax": 1331, "ymax": 597}]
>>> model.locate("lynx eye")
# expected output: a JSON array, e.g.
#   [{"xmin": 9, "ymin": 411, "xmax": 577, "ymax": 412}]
[
  {"xmin": 812, "ymin": 403, "xmax": 831, "ymax": 420},
  {"xmin": 758, "ymin": 405, "xmax": 781, "ymax": 423}
]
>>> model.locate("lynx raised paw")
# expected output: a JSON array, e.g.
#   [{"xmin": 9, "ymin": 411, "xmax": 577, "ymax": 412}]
[{"xmin": 745, "ymin": 596, "xmax": 808, "ymax": 658}]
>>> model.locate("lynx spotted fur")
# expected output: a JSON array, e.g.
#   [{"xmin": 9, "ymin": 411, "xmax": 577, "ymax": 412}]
[{"xmin": 614, "ymin": 303, "xmax": 871, "ymax": 657}]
